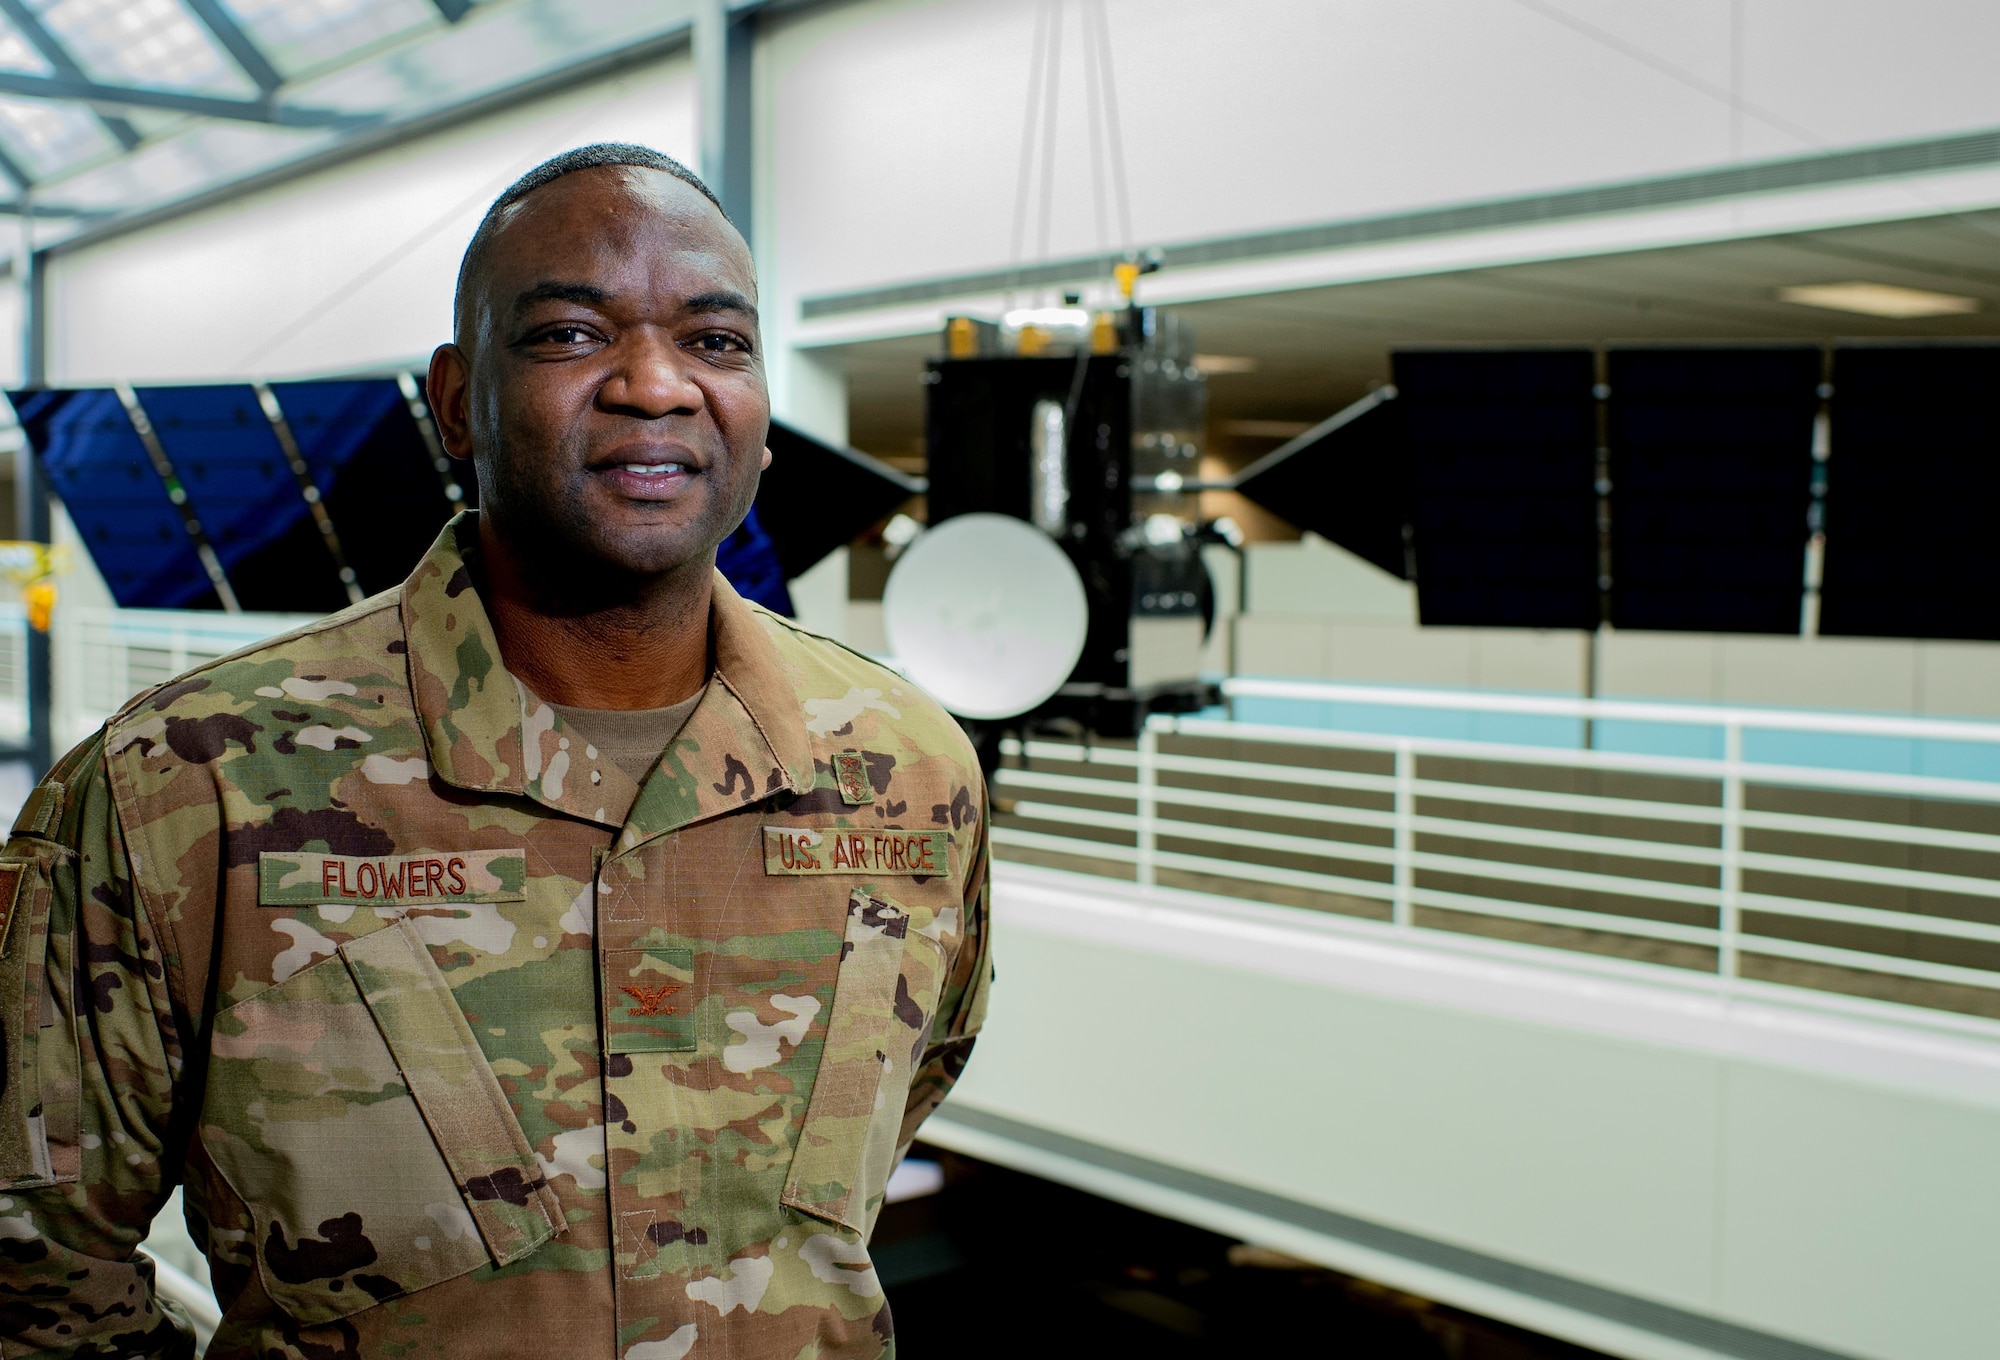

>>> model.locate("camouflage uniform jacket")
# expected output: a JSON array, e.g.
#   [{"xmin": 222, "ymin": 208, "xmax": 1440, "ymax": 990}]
[{"xmin": 0, "ymin": 516, "xmax": 991, "ymax": 1360}]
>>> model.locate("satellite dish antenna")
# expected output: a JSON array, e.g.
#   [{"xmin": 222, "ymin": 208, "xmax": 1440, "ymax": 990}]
[{"xmin": 883, "ymin": 513, "xmax": 1088, "ymax": 720}]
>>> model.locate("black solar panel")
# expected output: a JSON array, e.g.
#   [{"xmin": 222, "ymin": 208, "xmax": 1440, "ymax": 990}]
[
  {"xmin": 756, "ymin": 421, "xmax": 921, "ymax": 581},
  {"xmin": 1819, "ymin": 345, "xmax": 2000, "ymax": 640},
  {"xmin": 1231, "ymin": 391, "xmax": 1409, "ymax": 579},
  {"xmin": 1606, "ymin": 348, "xmax": 1819, "ymax": 634},
  {"xmin": 1396, "ymin": 350, "xmax": 1599, "ymax": 629}
]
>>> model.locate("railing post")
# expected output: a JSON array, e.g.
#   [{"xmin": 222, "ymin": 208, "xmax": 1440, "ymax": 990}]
[
  {"xmin": 1719, "ymin": 721, "xmax": 1743, "ymax": 981},
  {"xmin": 1137, "ymin": 717, "xmax": 1159, "ymax": 888},
  {"xmin": 1392, "ymin": 741, "xmax": 1414, "ymax": 928}
]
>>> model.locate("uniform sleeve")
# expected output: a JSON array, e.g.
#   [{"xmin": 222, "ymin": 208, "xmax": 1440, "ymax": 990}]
[
  {"xmin": 0, "ymin": 731, "xmax": 196, "ymax": 1360},
  {"xmin": 897, "ymin": 774, "xmax": 993, "ymax": 1153}
]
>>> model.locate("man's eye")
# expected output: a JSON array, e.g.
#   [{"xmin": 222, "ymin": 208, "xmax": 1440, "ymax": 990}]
[
  {"xmin": 692, "ymin": 332, "xmax": 748, "ymax": 353},
  {"xmin": 541, "ymin": 326, "xmax": 593, "ymax": 345}
]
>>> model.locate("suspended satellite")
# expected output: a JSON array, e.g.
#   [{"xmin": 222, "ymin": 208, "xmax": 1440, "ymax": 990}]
[{"xmin": 882, "ymin": 513, "xmax": 1088, "ymax": 721}]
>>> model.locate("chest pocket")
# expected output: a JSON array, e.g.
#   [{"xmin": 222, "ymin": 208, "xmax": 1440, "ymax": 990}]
[
  {"xmin": 199, "ymin": 916, "xmax": 562, "ymax": 1325},
  {"xmin": 781, "ymin": 889, "xmax": 949, "ymax": 1237}
]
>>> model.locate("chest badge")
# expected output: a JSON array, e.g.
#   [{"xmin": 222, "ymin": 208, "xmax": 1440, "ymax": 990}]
[
  {"xmin": 832, "ymin": 752, "xmax": 873, "ymax": 806},
  {"xmin": 620, "ymin": 983, "xmax": 681, "ymax": 1016},
  {"xmin": 605, "ymin": 948, "xmax": 694, "ymax": 1052}
]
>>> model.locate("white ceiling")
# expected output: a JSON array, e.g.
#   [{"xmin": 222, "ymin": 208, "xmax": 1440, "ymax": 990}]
[{"xmin": 834, "ymin": 207, "xmax": 2000, "ymax": 467}]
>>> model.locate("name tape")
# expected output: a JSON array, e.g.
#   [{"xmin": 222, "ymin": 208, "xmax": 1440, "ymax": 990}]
[
  {"xmin": 259, "ymin": 850, "xmax": 527, "ymax": 907},
  {"xmin": 763, "ymin": 827, "xmax": 949, "ymax": 877}
]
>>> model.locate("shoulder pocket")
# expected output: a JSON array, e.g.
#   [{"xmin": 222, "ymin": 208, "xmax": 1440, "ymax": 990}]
[
  {"xmin": 0, "ymin": 773, "xmax": 80, "ymax": 1188},
  {"xmin": 782, "ymin": 889, "xmax": 949, "ymax": 1236},
  {"xmin": 0, "ymin": 849, "xmax": 70, "ymax": 1187},
  {"xmin": 200, "ymin": 916, "xmax": 562, "ymax": 1325}
]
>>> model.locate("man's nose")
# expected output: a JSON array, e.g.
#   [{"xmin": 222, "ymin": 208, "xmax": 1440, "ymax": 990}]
[{"xmin": 599, "ymin": 332, "xmax": 703, "ymax": 417}]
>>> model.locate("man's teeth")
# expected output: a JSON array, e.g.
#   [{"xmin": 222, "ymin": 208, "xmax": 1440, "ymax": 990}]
[{"xmin": 622, "ymin": 463, "xmax": 686, "ymax": 474}]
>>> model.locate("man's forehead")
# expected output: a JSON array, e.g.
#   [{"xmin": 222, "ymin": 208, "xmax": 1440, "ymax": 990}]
[{"xmin": 480, "ymin": 166, "xmax": 748, "ymax": 291}]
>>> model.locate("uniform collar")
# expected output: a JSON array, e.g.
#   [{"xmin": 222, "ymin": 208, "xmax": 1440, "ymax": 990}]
[{"xmin": 400, "ymin": 514, "xmax": 814, "ymax": 836}]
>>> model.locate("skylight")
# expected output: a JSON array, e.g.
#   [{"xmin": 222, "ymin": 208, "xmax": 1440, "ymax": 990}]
[
  {"xmin": 220, "ymin": 0, "xmax": 440, "ymax": 79},
  {"xmin": 0, "ymin": 94, "xmax": 116, "ymax": 178},
  {"xmin": 0, "ymin": 18, "xmax": 53, "ymax": 75},
  {"xmin": 33, "ymin": 0, "xmax": 253, "ymax": 95}
]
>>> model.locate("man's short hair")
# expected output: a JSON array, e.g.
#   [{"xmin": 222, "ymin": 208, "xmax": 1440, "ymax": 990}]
[{"xmin": 453, "ymin": 143, "xmax": 726, "ymax": 345}]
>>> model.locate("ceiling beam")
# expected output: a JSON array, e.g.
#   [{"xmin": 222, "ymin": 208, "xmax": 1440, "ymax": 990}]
[
  {"xmin": 0, "ymin": 199, "xmax": 109, "ymax": 218},
  {"xmin": 182, "ymin": 0, "xmax": 284, "ymax": 95},
  {"xmin": 0, "ymin": 140, "xmax": 32, "ymax": 192},
  {"xmin": 0, "ymin": 72, "xmax": 375, "ymax": 127},
  {"xmin": 0, "ymin": 0, "xmax": 141, "ymax": 151}
]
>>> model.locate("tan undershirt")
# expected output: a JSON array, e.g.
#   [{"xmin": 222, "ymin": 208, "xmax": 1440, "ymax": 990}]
[{"xmin": 548, "ymin": 686, "xmax": 706, "ymax": 786}]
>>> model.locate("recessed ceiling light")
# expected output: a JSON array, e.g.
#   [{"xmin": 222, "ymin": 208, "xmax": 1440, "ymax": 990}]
[
  {"xmin": 1192, "ymin": 354, "xmax": 1259, "ymax": 374},
  {"xmin": 1777, "ymin": 281, "xmax": 1979, "ymax": 319}
]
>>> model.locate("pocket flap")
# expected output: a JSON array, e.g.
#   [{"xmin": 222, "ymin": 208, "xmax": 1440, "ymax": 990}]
[
  {"xmin": 782, "ymin": 890, "xmax": 941, "ymax": 1234},
  {"xmin": 342, "ymin": 919, "xmax": 562, "ymax": 1265}
]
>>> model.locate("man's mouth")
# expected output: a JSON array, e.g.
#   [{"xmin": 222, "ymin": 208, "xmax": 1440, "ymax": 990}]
[{"xmin": 595, "ymin": 459, "xmax": 698, "ymax": 502}]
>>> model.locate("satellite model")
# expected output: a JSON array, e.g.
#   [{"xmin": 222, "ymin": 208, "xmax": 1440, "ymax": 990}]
[{"xmin": 888, "ymin": 269, "xmax": 1228, "ymax": 755}]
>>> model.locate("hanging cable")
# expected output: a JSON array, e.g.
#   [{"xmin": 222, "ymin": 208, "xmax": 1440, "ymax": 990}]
[
  {"xmin": 1006, "ymin": 0, "xmax": 1054, "ymax": 294},
  {"xmin": 1034, "ymin": 0, "xmax": 1065, "ymax": 264},
  {"xmin": 1080, "ymin": 0, "xmax": 1110, "ymax": 263},
  {"xmin": 1087, "ymin": 0, "xmax": 1134, "ymax": 254}
]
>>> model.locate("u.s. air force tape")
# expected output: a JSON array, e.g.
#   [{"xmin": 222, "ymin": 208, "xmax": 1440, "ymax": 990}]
[
  {"xmin": 259, "ymin": 850, "xmax": 527, "ymax": 906},
  {"xmin": 763, "ymin": 827, "xmax": 949, "ymax": 876}
]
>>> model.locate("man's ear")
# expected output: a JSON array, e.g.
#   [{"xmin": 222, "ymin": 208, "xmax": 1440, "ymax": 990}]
[
  {"xmin": 759, "ymin": 445, "xmax": 772, "ymax": 471},
  {"xmin": 427, "ymin": 344, "xmax": 474, "ymax": 462}
]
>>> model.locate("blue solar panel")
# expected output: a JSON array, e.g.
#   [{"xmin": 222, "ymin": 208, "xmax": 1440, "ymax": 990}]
[
  {"xmin": 132, "ymin": 384, "xmax": 340, "ymax": 609},
  {"xmin": 8, "ymin": 388, "xmax": 219, "ymax": 609},
  {"xmin": 717, "ymin": 507, "xmax": 793, "ymax": 615},
  {"xmin": 266, "ymin": 379, "xmax": 407, "ymax": 491},
  {"xmin": 268, "ymin": 378, "xmax": 462, "ymax": 596}
]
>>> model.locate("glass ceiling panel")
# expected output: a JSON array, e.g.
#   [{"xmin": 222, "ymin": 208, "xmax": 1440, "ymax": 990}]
[
  {"xmin": 12, "ymin": 0, "xmax": 692, "ymax": 219},
  {"xmin": 219, "ymin": 0, "xmax": 439, "ymax": 80},
  {"xmin": 302, "ymin": 0, "xmax": 675, "ymax": 116},
  {"xmin": 0, "ymin": 94, "xmax": 116, "ymax": 179},
  {"xmin": 32, "ymin": 0, "xmax": 256, "ymax": 95},
  {"xmin": 0, "ymin": 18, "xmax": 53, "ymax": 75}
]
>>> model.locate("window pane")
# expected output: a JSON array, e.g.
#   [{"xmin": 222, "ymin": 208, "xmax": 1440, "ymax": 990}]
[
  {"xmin": 33, "ymin": 0, "xmax": 255, "ymax": 94},
  {"xmin": 0, "ymin": 17, "xmax": 53, "ymax": 75},
  {"xmin": 219, "ymin": 0, "xmax": 438, "ymax": 78},
  {"xmin": 0, "ymin": 95, "xmax": 115, "ymax": 178}
]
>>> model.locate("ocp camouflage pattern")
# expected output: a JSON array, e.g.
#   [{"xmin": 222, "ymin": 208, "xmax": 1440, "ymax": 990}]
[{"xmin": 0, "ymin": 515, "xmax": 991, "ymax": 1360}]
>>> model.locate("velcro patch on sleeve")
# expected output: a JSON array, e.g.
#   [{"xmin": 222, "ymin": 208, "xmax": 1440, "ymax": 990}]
[
  {"xmin": 259, "ymin": 850, "xmax": 527, "ymax": 907},
  {"xmin": 763, "ymin": 827, "xmax": 949, "ymax": 877},
  {"xmin": 0, "ymin": 861, "xmax": 26, "ymax": 955}
]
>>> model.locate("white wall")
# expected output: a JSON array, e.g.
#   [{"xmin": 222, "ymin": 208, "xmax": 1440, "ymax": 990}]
[
  {"xmin": 942, "ymin": 869, "xmax": 2000, "ymax": 1360},
  {"xmin": 45, "ymin": 56, "xmax": 698, "ymax": 385},
  {"xmin": 758, "ymin": 0, "xmax": 2000, "ymax": 314}
]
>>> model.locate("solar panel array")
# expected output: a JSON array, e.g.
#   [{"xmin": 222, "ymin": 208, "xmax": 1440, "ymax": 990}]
[
  {"xmin": 1229, "ymin": 343, "xmax": 1996, "ymax": 641},
  {"xmin": 10, "ymin": 379, "xmax": 914, "ymax": 619}
]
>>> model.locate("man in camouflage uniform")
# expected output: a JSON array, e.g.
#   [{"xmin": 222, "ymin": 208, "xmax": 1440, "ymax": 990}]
[{"xmin": 0, "ymin": 144, "xmax": 990, "ymax": 1359}]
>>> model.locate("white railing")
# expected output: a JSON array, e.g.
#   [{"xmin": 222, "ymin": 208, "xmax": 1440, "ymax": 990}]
[
  {"xmin": 0, "ymin": 605, "xmax": 27, "ymax": 747},
  {"xmin": 993, "ymin": 679, "xmax": 2000, "ymax": 1022},
  {"xmin": 53, "ymin": 605, "xmax": 325, "ymax": 751}
]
